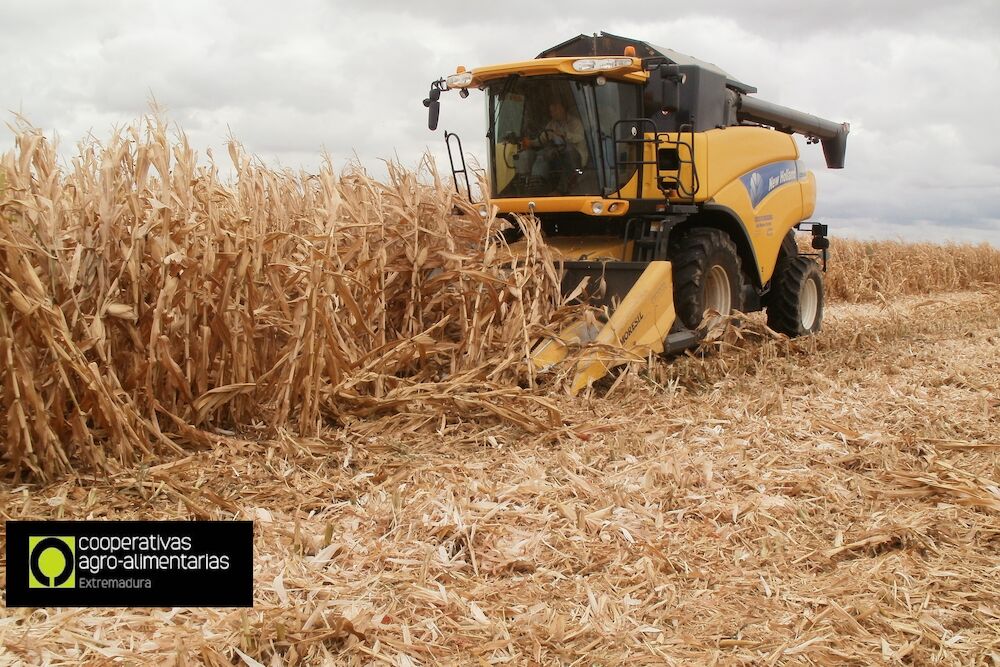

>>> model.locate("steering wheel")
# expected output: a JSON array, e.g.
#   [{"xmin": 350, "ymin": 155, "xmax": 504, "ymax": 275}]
[
  {"xmin": 536, "ymin": 129, "xmax": 558, "ymax": 146},
  {"xmin": 500, "ymin": 132, "xmax": 521, "ymax": 169}
]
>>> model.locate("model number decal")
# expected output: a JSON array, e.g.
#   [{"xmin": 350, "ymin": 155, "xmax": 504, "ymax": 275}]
[{"xmin": 622, "ymin": 313, "xmax": 644, "ymax": 342}]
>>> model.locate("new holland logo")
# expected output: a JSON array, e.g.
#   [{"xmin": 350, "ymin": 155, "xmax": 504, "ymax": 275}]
[
  {"xmin": 740, "ymin": 160, "xmax": 800, "ymax": 208},
  {"xmin": 28, "ymin": 536, "xmax": 76, "ymax": 588},
  {"xmin": 748, "ymin": 172, "xmax": 765, "ymax": 205}
]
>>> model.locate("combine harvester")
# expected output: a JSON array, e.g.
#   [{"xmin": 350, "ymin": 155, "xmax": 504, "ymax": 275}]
[{"xmin": 424, "ymin": 32, "xmax": 849, "ymax": 393}]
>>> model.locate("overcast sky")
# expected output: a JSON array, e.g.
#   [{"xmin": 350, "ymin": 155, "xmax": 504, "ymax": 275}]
[{"xmin": 3, "ymin": 1, "xmax": 999, "ymax": 244}]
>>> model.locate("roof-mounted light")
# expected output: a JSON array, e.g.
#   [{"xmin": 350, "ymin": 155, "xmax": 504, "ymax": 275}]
[
  {"xmin": 446, "ymin": 72, "xmax": 474, "ymax": 88},
  {"xmin": 572, "ymin": 57, "xmax": 635, "ymax": 72}
]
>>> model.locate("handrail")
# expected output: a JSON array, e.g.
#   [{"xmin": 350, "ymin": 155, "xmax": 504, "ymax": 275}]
[{"xmin": 444, "ymin": 131, "xmax": 473, "ymax": 201}]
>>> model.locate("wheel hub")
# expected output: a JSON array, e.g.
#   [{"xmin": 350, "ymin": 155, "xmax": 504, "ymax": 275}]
[
  {"xmin": 800, "ymin": 278, "xmax": 818, "ymax": 330},
  {"xmin": 704, "ymin": 265, "xmax": 732, "ymax": 321}
]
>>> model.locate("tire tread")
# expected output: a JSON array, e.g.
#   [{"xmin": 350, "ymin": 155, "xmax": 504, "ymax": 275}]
[
  {"xmin": 766, "ymin": 255, "xmax": 824, "ymax": 336},
  {"xmin": 670, "ymin": 228, "xmax": 743, "ymax": 329}
]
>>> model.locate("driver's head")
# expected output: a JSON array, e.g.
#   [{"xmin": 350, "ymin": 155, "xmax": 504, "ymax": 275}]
[{"xmin": 548, "ymin": 101, "xmax": 567, "ymax": 121}]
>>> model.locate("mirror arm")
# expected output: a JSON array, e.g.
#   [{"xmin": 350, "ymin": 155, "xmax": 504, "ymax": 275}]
[{"xmin": 424, "ymin": 79, "xmax": 448, "ymax": 131}]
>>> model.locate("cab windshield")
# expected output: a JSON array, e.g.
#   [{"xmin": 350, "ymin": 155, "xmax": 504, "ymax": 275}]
[{"xmin": 487, "ymin": 76, "xmax": 640, "ymax": 198}]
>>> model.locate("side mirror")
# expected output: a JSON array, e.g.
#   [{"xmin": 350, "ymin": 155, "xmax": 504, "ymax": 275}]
[
  {"xmin": 644, "ymin": 64, "xmax": 683, "ymax": 115},
  {"xmin": 660, "ymin": 65, "xmax": 683, "ymax": 112},
  {"xmin": 423, "ymin": 86, "xmax": 442, "ymax": 131},
  {"xmin": 427, "ymin": 99, "xmax": 440, "ymax": 131}
]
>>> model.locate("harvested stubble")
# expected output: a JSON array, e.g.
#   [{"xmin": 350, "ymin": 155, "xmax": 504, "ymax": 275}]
[
  {"xmin": 2, "ymin": 291, "xmax": 998, "ymax": 665},
  {"xmin": 0, "ymin": 116, "xmax": 571, "ymax": 482}
]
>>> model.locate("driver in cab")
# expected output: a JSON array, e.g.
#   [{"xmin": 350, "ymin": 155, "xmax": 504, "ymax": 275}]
[{"xmin": 514, "ymin": 100, "xmax": 588, "ymax": 193}]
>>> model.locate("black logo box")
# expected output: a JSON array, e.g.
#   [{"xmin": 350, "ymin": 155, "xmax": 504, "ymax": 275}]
[{"xmin": 5, "ymin": 521, "xmax": 253, "ymax": 607}]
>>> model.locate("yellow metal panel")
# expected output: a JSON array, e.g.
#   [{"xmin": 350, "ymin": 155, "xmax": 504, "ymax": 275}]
[
  {"xmin": 630, "ymin": 126, "xmax": 800, "ymax": 204},
  {"xmin": 530, "ymin": 318, "xmax": 601, "ymax": 371},
  {"xmin": 570, "ymin": 261, "xmax": 675, "ymax": 394},
  {"xmin": 494, "ymin": 196, "xmax": 629, "ymax": 216},
  {"xmin": 504, "ymin": 236, "xmax": 631, "ymax": 262},
  {"xmin": 544, "ymin": 236, "xmax": 630, "ymax": 261},
  {"xmin": 634, "ymin": 131, "xmax": 709, "ymax": 201},
  {"xmin": 642, "ymin": 125, "xmax": 808, "ymax": 282},
  {"xmin": 528, "ymin": 262, "xmax": 676, "ymax": 393},
  {"xmin": 700, "ymin": 126, "xmax": 799, "ymax": 197},
  {"xmin": 800, "ymin": 170, "xmax": 817, "ymax": 219},
  {"xmin": 711, "ymin": 173, "xmax": 805, "ymax": 283}
]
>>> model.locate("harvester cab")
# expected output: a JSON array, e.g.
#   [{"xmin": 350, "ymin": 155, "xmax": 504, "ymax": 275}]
[{"xmin": 425, "ymin": 32, "xmax": 849, "ymax": 393}]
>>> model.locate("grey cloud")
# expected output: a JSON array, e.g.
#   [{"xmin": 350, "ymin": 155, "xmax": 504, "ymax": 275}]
[{"xmin": 382, "ymin": 1, "xmax": 1000, "ymax": 38}]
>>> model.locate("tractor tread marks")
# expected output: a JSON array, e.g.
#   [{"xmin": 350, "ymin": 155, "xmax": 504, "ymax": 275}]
[
  {"xmin": 670, "ymin": 228, "xmax": 743, "ymax": 329},
  {"xmin": 766, "ymin": 255, "xmax": 823, "ymax": 336}
]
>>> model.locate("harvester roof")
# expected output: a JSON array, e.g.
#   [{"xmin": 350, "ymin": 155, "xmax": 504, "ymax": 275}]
[{"xmin": 536, "ymin": 31, "xmax": 758, "ymax": 94}]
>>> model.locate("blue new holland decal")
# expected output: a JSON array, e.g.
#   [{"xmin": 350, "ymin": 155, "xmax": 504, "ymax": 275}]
[{"xmin": 740, "ymin": 161, "xmax": 803, "ymax": 208}]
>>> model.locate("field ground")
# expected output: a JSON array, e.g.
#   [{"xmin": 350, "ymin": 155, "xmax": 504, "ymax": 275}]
[{"xmin": 2, "ymin": 288, "xmax": 999, "ymax": 666}]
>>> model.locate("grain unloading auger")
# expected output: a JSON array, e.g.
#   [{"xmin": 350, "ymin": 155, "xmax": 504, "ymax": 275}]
[{"xmin": 425, "ymin": 32, "xmax": 849, "ymax": 393}]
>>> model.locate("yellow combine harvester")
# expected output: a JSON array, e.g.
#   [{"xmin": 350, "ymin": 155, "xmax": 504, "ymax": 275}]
[{"xmin": 424, "ymin": 32, "xmax": 849, "ymax": 392}]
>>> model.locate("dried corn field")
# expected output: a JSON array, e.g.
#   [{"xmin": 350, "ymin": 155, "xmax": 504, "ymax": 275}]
[
  {"xmin": 821, "ymin": 238, "xmax": 1000, "ymax": 303},
  {"xmin": 0, "ymin": 116, "xmax": 570, "ymax": 483},
  {"xmin": 1, "ymin": 119, "xmax": 1000, "ymax": 665}
]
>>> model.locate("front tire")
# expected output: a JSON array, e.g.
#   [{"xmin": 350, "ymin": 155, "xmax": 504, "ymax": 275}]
[
  {"xmin": 670, "ymin": 228, "xmax": 744, "ymax": 329},
  {"xmin": 766, "ymin": 256, "xmax": 824, "ymax": 336}
]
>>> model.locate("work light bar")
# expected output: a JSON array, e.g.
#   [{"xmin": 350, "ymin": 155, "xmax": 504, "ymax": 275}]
[{"xmin": 572, "ymin": 58, "xmax": 635, "ymax": 72}]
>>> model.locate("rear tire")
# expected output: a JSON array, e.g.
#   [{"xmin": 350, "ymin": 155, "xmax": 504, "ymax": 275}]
[
  {"xmin": 766, "ymin": 256, "xmax": 824, "ymax": 336},
  {"xmin": 670, "ymin": 228, "xmax": 744, "ymax": 329}
]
